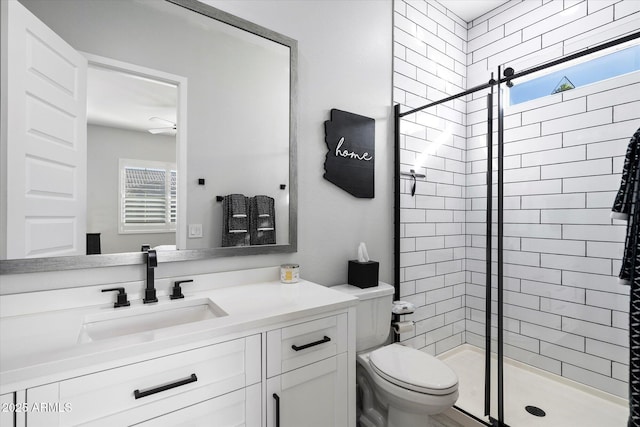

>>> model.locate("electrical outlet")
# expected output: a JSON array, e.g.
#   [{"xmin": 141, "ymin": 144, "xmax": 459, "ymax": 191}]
[{"xmin": 188, "ymin": 224, "xmax": 203, "ymax": 238}]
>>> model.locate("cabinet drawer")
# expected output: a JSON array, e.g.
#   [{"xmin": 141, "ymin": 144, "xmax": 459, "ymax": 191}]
[
  {"xmin": 267, "ymin": 314, "xmax": 347, "ymax": 377},
  {"xmin": 132, "ymin": 383, "xmax": 261, "ymax": 427},
  {"xmin": 34, "ymin": 335, "xmax": 261, "ymax": 426}
]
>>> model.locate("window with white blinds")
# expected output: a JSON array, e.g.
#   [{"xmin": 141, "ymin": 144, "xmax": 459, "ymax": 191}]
[{"xmin": 119, "ymin": 159, "xmax": 177, "ymax": 234}]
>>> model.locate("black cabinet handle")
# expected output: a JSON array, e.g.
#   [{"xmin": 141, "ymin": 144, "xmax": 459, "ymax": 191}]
[
  {"xmin": 273, "ymin": 393, "xmax": 280, "ymax": 427},
  {"xmin": 291, "ymin": 335, "xmax": 331, "ymax": 351},
  {"xmin": 133, "ymin": 374, "xmax": 197, "ymax": 399}
]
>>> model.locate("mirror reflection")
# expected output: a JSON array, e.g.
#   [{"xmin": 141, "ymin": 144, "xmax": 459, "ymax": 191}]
[
  {"xmin": 1, "ymin": 0, "xmax": 294, "ymax": 263},
  {"xmin": 87, "ymin": 65, "xmax": 178, "ymax": 254}
]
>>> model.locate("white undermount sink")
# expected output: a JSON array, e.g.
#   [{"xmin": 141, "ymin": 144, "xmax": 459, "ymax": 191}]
[{"xmin": 77, "ymin": 298, "xmax": 227, "ymax": 343}]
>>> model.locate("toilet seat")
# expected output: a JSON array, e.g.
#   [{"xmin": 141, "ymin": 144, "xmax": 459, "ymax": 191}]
[{"xmin": 369, "ymin": 344, "xmax": 458, "ymax": 396}]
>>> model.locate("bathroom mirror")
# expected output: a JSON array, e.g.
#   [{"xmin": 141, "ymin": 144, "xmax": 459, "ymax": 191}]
[{"xmin": 0, "ymin": 0, "xmax": 297, "ymax": 273}]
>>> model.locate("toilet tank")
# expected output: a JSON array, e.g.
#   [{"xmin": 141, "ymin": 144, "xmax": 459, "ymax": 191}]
[{"xmin": 331, "ymin": 282, "xmax": 394, "ymax": 352}]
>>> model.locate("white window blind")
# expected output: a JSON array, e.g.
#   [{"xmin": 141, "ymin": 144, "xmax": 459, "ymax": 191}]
[
  {"xmin": 170, "ymin": 170, "xmax": 177, "ymax": 224},
  {"xmin": 119, "ymin": 159, "xmax": 177, "ymax": 234}
]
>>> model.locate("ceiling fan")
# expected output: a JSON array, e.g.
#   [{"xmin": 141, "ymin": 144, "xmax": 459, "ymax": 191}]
[{"xmin": 148, "ymin": 117, "xmax": 177, "ymax": 135}]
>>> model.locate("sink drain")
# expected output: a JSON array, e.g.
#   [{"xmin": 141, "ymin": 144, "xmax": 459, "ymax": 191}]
[{"xmin": 525, "ymin": 405, "xmax": 546, "ymax": 417}]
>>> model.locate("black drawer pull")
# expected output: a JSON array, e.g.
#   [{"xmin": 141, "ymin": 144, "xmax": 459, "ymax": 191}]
[
  {"xmin": 291, "ymin": 335, "xmax": 331, "ymax": 351},
  {"xmin": 133, "ymin": 373, "xmax": 197, "ymax": 399},
  {"xmin": 273, "ymin": 393, "xmax": 280, "ymax": 427}
]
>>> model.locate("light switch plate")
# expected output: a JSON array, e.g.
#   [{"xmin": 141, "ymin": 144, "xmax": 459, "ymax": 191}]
[{"xmin": 188, "ymin": 224, "xmax": 203, "ymax": 238}]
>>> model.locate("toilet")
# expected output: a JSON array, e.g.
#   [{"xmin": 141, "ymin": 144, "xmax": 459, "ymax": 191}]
[{"xmin": 332, "ymin": 282, "xmax": 459, "ymax": 427}]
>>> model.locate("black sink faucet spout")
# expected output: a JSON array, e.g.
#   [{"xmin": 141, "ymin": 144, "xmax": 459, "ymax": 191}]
[{"xmin": 142, "ymin": 245, "xmax": 158, "ymax": 303}]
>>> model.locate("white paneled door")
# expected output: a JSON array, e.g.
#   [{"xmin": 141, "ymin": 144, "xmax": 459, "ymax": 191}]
[{"xmin": 3, "ymin": 0, "xmax": 87, "ymax": 258}]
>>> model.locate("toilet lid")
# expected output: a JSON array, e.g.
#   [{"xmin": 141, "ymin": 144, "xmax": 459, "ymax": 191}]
[{"xmin": 369, "ymin": 344, "xmax": 458, "ymax": 395}]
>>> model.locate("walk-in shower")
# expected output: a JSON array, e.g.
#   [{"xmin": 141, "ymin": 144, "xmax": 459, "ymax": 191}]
[{"xmin": 394, "ymin": 31, "xmax": 640, "ymax": 426}]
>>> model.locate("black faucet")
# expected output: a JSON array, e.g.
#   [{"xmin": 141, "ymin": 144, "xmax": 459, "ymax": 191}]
[
  {"xmin": 102, "ymin": 287, "xmax": 130, "ymax": 308},
  {"xmin": 170, "ymin": 279, "xmax": 193, "ymax": 300},
  {"xmin": 141, "ymin": 245, "xmax": 158, "ymax": 303}
]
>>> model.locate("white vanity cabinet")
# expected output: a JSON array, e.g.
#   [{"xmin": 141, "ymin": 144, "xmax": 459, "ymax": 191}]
[
  {"xmin": 1, "ymin": 392, "xmax": 15, "ymax": 426},
  {"xmin": 265, "ymin": 313, "xmax": 349, "ymax": 427},
  {"xmin": 1, "ymin": 277, "xmax": 357, "ymax": 427},
  {"xmin": 25, "ymin": 335, "xmax": 261, "ymax": 427}
]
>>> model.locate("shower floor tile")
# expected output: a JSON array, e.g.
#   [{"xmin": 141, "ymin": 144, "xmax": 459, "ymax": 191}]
[{"xmin": 439, "ymin": 345, "xmax": 628, "ymax": 427}]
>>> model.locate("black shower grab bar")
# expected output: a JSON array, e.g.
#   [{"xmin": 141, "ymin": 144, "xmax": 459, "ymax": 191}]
[
  {"xmin": 484, "ymin": 83, "xmax": 494, "ymax": 418},
  {"xmin": 496, "ymin": 65, "xmax": 506, "ymax": 426}
]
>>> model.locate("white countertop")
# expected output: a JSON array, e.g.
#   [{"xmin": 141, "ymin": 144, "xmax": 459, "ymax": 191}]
[{"xmin": 0, "ymin": 280, "xmax": 357, "ymax": 393}]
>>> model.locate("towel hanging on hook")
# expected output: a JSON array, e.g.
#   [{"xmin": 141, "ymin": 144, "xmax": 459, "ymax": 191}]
[{"xmin": 400, "ymin": 169, "xmax": 426, "ymax": 197}]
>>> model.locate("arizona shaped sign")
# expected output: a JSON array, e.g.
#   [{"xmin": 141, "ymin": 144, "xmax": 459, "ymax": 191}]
[{"xmin": 323, "ymin": 109, "xmax": 375, "ymax": 198}]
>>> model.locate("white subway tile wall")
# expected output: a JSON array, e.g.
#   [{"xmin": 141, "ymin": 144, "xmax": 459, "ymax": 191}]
[
  {"xmin": 395, "ymin": 0, "xmax": 468, "ymax": 356},
  {"xmin": 394, "ymin": 0, "xmax": 639, "ymax": 398}
]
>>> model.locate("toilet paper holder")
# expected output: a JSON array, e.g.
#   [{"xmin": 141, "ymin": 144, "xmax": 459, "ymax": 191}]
[
  {"xmin": 392, "ymin": 301, "xmax": 415, "ymax": 335},
  {"xmin": 392, "ymin": 320, "xmax": 415, "ymax": 334}
]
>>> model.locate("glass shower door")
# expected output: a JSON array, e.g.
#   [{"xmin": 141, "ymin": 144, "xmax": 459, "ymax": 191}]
[
  {"xmin": 396, "ymin": 92, "xmax": 493, "ymax": 424},
  {"xmin": 437, "ymin": 88, "xmax": 498, "ymax": 425},
  {"xmin": 500, "ymin": 64, "xmax": 635, "ymax": 426}
]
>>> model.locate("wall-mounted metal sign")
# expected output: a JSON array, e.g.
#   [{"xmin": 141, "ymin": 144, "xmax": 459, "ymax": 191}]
[{"xmin": 323, "ymin": 109, "xmax": 375, "ymax": 198}]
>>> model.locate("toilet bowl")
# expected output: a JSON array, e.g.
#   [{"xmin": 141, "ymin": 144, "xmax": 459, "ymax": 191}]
[
  {"xmin": 357, "ymin": 344, "xmax": 458, "ymax": 427},
  {"xmin": 331, "ymin": 283, "xmax": 459, "ymax": 427}
]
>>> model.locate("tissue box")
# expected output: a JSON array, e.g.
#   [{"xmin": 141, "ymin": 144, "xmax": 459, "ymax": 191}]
[{"xmin": 348, "ymin": 260, "xmax": 379, "ymax": 289}]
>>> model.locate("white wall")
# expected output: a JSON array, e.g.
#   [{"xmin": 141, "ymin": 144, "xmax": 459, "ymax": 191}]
[
  {"xmin": 204, "ymin": 0, "xmax": 395, "ymax": 284},
  {"xmin": 1, "ymin": 0, "xmax": 393, "ymax": 291}
]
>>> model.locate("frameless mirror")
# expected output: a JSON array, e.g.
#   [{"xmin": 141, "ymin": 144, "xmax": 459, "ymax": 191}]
[{"xmin": 0, "ymin": 0, "xmax": 297, "ymax": 273}]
